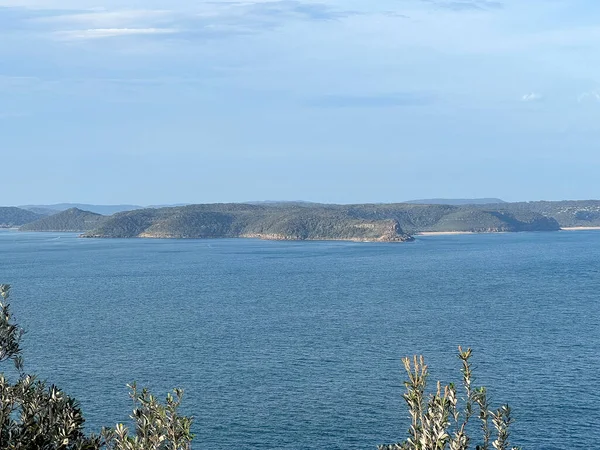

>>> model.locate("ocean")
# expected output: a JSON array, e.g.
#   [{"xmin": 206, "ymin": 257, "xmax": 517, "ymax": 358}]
[{"xmin": 1, "ymin": 230, "xmax": 599, "ymax": 449}]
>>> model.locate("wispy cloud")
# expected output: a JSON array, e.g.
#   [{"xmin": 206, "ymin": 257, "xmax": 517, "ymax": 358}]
[
  {"xmin": 310, "ymin": 92, "xmax": 435, "ymax": 108},
  {"xmin": 521, "ymin": 92, "xmax": 543, "ymax": 102},
  {"xmin": 578, "ymin": 90, "xmax": 600, "ymax": 103},
  {"xmin": 421, "ymin": 0, "xmax": 503, "ymax": 12},
  {"xmin": 32, "ymin": 9, "xmax": 173, "ymax": 27},
  {"xmin": 2, "ymin": 1, "xmax": 359, "ymax": 41},
  {"xmin": 55, "ymin": 28, "xmax": 179, "ymax": 40},
  {"xmin": 236, "ymin": 1, "xmax": 356, "ymax": 21}
]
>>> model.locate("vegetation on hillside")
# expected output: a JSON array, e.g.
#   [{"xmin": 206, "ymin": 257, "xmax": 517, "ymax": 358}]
[
  {"xmin": 485, "ymin": 200, "xmax": 600, "ymax": 227},
  {"xmin": 343, "ymin": 204, "xmax": 559, "ymax": 234},
  {"xmin": 404, "ymin": 198, "xmax": 506, "ymax": 205},
  {"xmin": 10, "ymin": 200, "xmax": 600, "ymax": 238},
  {"xmin": 19, "ymin": 208, "xmax": 106, "ymax": 232},
  {"xmin": 0, "ymin": 207, "xmax": 42, "ymax": 228},
  {"xmin": 82, "ymin": 203, "xmax": 559, "ymax": 240},
  {"xmin": 83, "ymin": 204, "xmax": 415, "ymax": 242},
  {"xmin": 20, "ymin": 208, "xmax": 107, "ymax": 232}
]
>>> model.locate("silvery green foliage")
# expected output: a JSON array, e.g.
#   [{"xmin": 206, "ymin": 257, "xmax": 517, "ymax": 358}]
[
  {"xmin": 102, "ymin": 383, "xmax": 193, "ymax": 450},
  {"xmin": 0, "ymin": 284, "xmax": 100, "ymax": 448},
  {"xmin": 378, "ymin": 348, "xmax": 521, "ymax": 450},
  {"xmin": 0, "ymin": 374, "xmax": 102, "ymax": 449},
  {"xmin": 0, "ymin": 284, "xmax": 23, "ymax": 370},
  {"xmin": 0, "ymin": 284, "xmax": 193, "ymax": 449}
]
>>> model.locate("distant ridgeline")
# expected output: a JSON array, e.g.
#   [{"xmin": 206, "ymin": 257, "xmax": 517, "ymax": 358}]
[
  {"xmin": 486, "ymin": 200, "xmax": 600, "ymax": 228},
  {"xmin": 19, "ymin": 208, "xmax": 107, "ymax": 232},
  {"xmin": 0, "ymin": 207, "xmax": 43, "ymax": 228},
  {"xmin": 9, "ymin": 200, "xmax": 600, "ymax": 242},
  {"xmin": 403, "ymin": 198, "xmax": 506, "ymax": 205}
]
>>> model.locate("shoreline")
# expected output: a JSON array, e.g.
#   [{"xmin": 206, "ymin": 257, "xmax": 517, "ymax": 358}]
[
  {"xmin": 415, "ymin": 231, "xmax": 492, "ymax": 236},
  {"xmin": 84, "ymin": 234, "xmax": 414, "ymax": 243},
  {"xmin": 10, "ymin": 228, "xmax": 600, "ymax": 239}
]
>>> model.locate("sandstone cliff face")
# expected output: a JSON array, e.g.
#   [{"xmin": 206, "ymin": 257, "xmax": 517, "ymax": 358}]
[
  {"xmin": 239, "ymin": 217, "xmax": 413, "ymax": 242},
  {"xmin": 376, "ymin": 220, "xmax": 414, "ymax": 242},
  {"xmin": 240, "ymin": 221, "xmax": 414, "ymax": 243}
]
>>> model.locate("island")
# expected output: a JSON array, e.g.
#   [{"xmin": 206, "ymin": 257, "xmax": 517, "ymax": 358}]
[
  {"xmin": 11, "ymin": 199, "xmax": 600, "ymax": 242},
  {"xmin": 79, "ymin": 203, "xmax": 559, "ymax": 242}
]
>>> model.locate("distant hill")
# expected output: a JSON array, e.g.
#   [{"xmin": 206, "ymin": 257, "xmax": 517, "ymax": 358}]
[
  {"xmin": 21, "ymin": 207, "xmax": 59, "ymax": 216},
  {"xmin": 245, "ymin": 200, "xmax": 322, "ymax": 207},
  {"xmin": 147, "ymin": 203, "xmax": 191, "ymax": 208},
  {"xmin": 485, "ymin": 200, "xmax": 600, "ymax": 228},
  {"xmin": 83, "ymin": 204, "xmax": 414, "ymax": 242},
  {"xmin": 81, "ymin": 202, "xmax": 560, "ymax": 241},
  {"xmin": 20, "ymin": 208, "xmax": 107, "ymax": 232},
  {"xmin": 20, "ymin": 204, "xmax": 143, "ymax": 215},
  {"xmin": 0, "ymin": 207, "xmax": 42, "ymax": 228},
  {"xmin": 17, "ymin": 200, "xmax": 600, "ymax": 239},
  {"xmin": 341, "ymin": 204, "xmax": 557, "ymax": 233},
  {"xmin": 404, "ymin": 198, "xmax": 506, "ymax": 205}
]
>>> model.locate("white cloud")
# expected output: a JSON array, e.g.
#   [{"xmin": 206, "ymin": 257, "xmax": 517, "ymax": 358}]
[
  {"xmin": 521, "ymin": 92, "xmax": 543, "ymax": 102},
  {"xmin": 32, "ymin": 10, "xmax": 172, "ymax": 28},
  {"xmin": 0, "ymin": 0, "xmax": 184, "ymax": 7},
  {"xmin": 577, "ymin": 90, "xmax": 600, "ymax": 103},
  {"xmin": 55, "ymin": 28, "xmax": 179, "ymax": 40},
  {"xmin": 3, "ymin": 1, "xmax": 359, "ymax": 43}
]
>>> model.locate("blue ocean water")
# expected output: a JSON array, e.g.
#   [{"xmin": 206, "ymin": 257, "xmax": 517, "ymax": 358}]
[{"xmin": 1, "ymin": 230, "xmax": 599, "ymax": 449}]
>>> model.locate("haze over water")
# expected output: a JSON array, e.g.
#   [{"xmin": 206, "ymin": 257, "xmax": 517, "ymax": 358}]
[{"xmin": 2, "ymin": 230, "xmax": 599, "ymax": 449}]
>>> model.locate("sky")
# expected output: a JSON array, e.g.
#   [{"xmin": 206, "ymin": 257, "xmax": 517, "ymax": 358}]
[{"xmin": 2, "ymin": 0, "xmax": 600, "ymax": 205}]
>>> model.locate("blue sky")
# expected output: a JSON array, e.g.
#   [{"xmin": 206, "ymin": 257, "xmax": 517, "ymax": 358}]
[{"xmin": 2, "ymin": 0, "xmax": 600, "ymax": 205}]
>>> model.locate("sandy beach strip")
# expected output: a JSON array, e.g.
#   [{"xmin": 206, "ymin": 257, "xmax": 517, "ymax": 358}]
[
  {"xmin": 560, "ymin": 227, "xmax": 600, "ymax": 231},
  {"xmin": 415, "ymin": 231, "xmax": 479, "ymax": 236}
]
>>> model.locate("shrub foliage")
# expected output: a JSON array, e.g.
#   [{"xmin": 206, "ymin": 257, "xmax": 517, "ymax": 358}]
[
  {"xmin": 379, "ymin": 348, "xmax": 521, "ymax": 450},
  {"xmin": 0, "ymin": 284, "xmax": 194, "ymax": 449}
]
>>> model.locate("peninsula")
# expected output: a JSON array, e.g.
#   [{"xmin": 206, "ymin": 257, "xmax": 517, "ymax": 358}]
[{"xmin": 12, "ymin": 199, "xmax": 600, "ymax": 242}]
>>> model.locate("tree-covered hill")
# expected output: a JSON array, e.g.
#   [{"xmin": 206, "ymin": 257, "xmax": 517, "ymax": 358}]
[
  {"xmin": 18, "ymin": 200, "xmax": 600, "ymax": 239},
  {"xmin": 324, "ymin": 203, "xmax": 559, "ymax": 234},
  {"xmin": 12, "ymin": 200, "xmax": 600, "ymax": 237},
  {"xmin": 0, "ymin": 207, "xmax": 42, "ymax": 228},
  {"xmin": 81, "ymin": 202, "xmax": 561, "ymax": 241},
  {"xmin": 83, "ymin": 204, "xmax": 414, "ymax": 242},
  {"xmin": 20, "ymin": 208, "xmax": 107, "ymax": 232},
  {"xmin": 486, "ymin": 200, "xmax": 600, "ymax": 228}
]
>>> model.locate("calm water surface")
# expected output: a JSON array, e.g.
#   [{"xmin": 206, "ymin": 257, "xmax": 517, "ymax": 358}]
[{"xmin": 1, "ymin": 230, "xmax": 599, "ymax": 449}]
